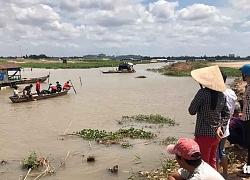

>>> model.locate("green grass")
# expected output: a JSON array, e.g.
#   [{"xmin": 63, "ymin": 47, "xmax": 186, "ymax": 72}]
[
  {"xmin": 17, "ymin": 60, "xmax": 150, "ymax": 69},
  {"xmin": 220, "ymin": 67, "xmax": 241, "ymax": 77},
  {"xmin": 121, "ymin": 114, "xmax": 178, "ymax": 126},
  {"xmin": 147, "ymin": 61, "xmax": 242, "ymax": 77}
]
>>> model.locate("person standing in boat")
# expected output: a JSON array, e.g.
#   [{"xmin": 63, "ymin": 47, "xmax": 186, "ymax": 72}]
[
  {"xmin": 36, "ymin": 79, "xmax": 41, "ymax": 95},
  {"xmin": 63, "ymin": 81, "xmax": 71, "ymax": 91}
]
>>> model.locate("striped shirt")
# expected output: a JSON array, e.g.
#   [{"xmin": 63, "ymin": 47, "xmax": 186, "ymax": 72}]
[
  {"xmin": 242, "ymin": 82, "xmax": 250, "ymax": 121},
  {"xmin": 188, "ymin": 88, "xmax": 230, "ymax": 138}
]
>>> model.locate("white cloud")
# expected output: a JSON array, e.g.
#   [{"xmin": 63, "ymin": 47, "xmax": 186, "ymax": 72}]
[
  {"xmin": 229, "ymin": 0, "xmax": 250, "ymax": 9},
  {"xmin": 59, "ymin": 0, "xmax": 80, "ymax": 12},
  {"xmin": 178, "ymin": 4, "xmax": 218, "ymax": 21},
  {"xmin": 241, "ymin": 21, "xmax": 250, "ymax": 27},
  {"xmin": 13, "ymin": 4, "xmax": 60, "ymax": 26},
  {"xmin": 148, "ymin": 0, "xmax": 178, "ymax": 21},
  {"xmin": 0, "ymin": 0, "xmax": 250, "ymax": 56}
]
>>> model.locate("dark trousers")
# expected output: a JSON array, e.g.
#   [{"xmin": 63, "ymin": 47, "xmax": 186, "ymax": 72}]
[
  {"xmin": 228, "ymin": 128, "xmax": 245, "ymax": 148},
  {"xmin": 242, "ymin": 120, "xmax": 250, "ymax": 165},
  {"xmin": 36, "ymin": 89, "xmax": 40, "ymax": 95}
]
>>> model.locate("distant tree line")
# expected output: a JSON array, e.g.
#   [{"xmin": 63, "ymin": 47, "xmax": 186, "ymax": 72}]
[{"xmin": 1, "ymin": 54, "xmax": 250, "ymax": 61}]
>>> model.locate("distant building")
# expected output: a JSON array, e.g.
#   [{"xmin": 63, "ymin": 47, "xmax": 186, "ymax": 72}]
[
  {"xmin": 156, "ymin": 59, "xmax": 168, "ymax": 62},
  {"xmin": 122, "ymin": 58, "xmax": 133, "ymax": 61},
  {"xmin": 98, "ymin": 53, "xmax": 106, "ymax": 58},
  {"xmin": 0, "ymin": 62, "xmax": 22, "ymax": 82},
  {"xmin": 229, "ymin": 54, "xmax": 235, "ymax": 58},
  {"xmin": 83, "ymin": 55, "xmax": 98, "ymax": 59}
]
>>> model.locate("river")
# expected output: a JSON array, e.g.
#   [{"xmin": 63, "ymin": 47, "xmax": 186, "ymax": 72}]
[{"xmin": 0, "ymin": 63, "xmax": 234, "ymax": 180}]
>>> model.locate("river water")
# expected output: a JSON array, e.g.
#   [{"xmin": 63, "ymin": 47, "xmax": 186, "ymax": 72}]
[{"xmin": 0, "ymin": 63, "xmax": 234, "ymax": 180}]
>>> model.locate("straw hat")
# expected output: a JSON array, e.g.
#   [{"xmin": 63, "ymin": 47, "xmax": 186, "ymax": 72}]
[{"xmin": 191, "ymin": 65, "xmax": 226, "ymax": 92}]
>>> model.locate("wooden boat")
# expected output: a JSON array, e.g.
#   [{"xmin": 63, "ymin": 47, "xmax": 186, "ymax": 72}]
[
  {"xmin": 9, "ymin": 90, "xmax": 69, "ymax": 103},
  {"xmin": 102, "ymin": 70, "xmax": 136, "ymax": 74},
  {"xmin": 21, "ymin": 75, "xmax": 49, "ymax": 84}
]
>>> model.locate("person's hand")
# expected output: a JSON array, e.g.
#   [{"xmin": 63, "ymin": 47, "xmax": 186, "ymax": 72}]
[{"xmin": 216, "ymin": 127, "xmax": 224, "ymax": 140}]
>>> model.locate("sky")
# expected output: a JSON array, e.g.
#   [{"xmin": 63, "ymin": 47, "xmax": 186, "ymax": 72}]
[{"xmin": 1, "ymin": 0, "xmax": 250, "ymax": 57}]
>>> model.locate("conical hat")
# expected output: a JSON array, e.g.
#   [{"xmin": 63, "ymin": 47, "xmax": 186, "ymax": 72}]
[{"xmin": 191, "ymin": 65, "xmax": 226, "ymax": 92}]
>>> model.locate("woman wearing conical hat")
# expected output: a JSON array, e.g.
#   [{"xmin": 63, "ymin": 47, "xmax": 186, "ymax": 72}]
[{"xmin": 188, "ymin": 65, "xmax": 230, "ymax": 170}]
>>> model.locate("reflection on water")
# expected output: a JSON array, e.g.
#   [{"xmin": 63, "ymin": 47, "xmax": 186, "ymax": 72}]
[{"xmin": 0, "ymin": 63, "xmax": 234, "ymax": 179}]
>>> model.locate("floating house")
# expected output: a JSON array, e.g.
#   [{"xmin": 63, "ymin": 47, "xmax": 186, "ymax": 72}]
[{"xmin": 0, "ymin": 62, "xmax": 22, "ymax": 87}]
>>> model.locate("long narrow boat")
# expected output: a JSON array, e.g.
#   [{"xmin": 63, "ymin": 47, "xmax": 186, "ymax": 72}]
[
  {"xmin": 9, "ymin": 90, "xmax": 68, "ymax": 103},
  {"xmin": 21, "ymin": 75, "xmax": 49, "ymax": 84},
  {"xmin": 102, "ymin": 70, "xmax": 136, "ymax": 74}
]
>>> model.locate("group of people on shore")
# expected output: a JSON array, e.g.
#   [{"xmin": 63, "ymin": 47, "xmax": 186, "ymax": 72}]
[
  {"xmin": 13, "ymin": 80, "xmax": 71, "ymax": 99},
  {"xmin": 167, "ymin": 64, "xmax": 250, "ymax": 180}
]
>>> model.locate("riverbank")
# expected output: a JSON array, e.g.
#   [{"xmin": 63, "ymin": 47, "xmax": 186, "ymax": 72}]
[
  {"xmin": 144, "ymin": 61, "xmax": 249, "ymax": 179},
  {"xmin": 1, "ymin": 61, "xmax": 248, "ymax": 179},
  {"xmin": 147, "ymin": 61, "xmax": 242, "ymax": 77}
]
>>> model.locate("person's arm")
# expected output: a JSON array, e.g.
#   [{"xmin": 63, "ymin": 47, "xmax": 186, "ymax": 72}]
[
  {"xmin": 232, "ymin": 116, "xmax": 243, "ymax": 129},
  {"xmin": 220, "ymin": 99, "xmax": 230, "ymax": 127},
  {"xmin": 188, "ymin": 89, "xmax": 203, "ymax": 115},
  {"xmin": 217, "ymin": 97, "xmax": 230, "ymax": 140},
  {"xmin": 168, "ymin": 171, "xmax": 185, "ymax": 180}
]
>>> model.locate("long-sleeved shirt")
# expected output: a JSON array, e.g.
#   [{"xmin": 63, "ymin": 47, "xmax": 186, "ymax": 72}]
[
  {"xmin": 188, "ymin": 88, "xmax": 230, "ymax": 138},
  {"xmin": 230, "ymin": 115, "xmax": 243, "ymax": 129},
  {"xmin": 222, "ymin": 88, "xmax": 237, "ymax": 138},
  {"xmin": 242, "ymin": 82, "xmax": 250, "ymax": 121}
]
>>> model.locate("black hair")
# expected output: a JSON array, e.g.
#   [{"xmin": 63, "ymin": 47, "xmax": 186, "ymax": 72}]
[
  {"xmin": 238, "ymin": 100, "xmax": 244, "ymax": 112},
  {"xmin": 176, "ymin": 152, "xmax": 202, "ymax": 167},
  {"xmin": 209, "ymin": 89, "xmax": 218, "ymax": 110},
  {"xmin": 221, "ymin": 71, "xmax": 227, "ymax": 83}
]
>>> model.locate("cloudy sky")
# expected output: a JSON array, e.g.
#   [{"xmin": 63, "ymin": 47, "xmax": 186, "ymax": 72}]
[{"xmin": 1, "ymin": 0, "xmax": 250, "ymax": 57}]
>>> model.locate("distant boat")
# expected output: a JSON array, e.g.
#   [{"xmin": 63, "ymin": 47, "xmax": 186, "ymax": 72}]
[
  {"xmin": 102, "ymin": 62, "xmax": 136, "ymax": 74},
  {"xmin": 150, "ymin": 59, "xmax": 158, "ymax": 63},
  {"xmin": 9, "ymin": 90, "xmax": 69, "ymax": 103},
  {"xmin": 102, "ymin": 70, "xmax": 136, "ymax": 74},
  {"xmin": 21, "ymin": 75, "xmax": 49, "ymax": 84}
]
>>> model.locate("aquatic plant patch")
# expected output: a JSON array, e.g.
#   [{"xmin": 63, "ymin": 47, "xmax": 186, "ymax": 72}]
[
  {"xmin": 161, "ymin": 136, "xmax": 178, "ymax": 145},
  {"xmin": 128, "ymin": 158, "xmax": 178, "ymax": 179},
  {"xmin": 21, "ymin": 151, "xmax": 40, "ymax": 169},
  {"xmin": 121, "ymin": 114, "xmax": 178, "ymax": 126},
  {"xmin": 75, "ymin": 127, "xmax": 157, "ymax": 146},
  {"xmin": 121, "ymin": 142, "xmax": 133, "ymax": 149}
]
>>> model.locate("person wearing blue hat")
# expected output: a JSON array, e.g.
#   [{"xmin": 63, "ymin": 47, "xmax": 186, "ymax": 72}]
[{"xmin": 238, "ymin": 64, "xmax": 250, "ymax": 177}]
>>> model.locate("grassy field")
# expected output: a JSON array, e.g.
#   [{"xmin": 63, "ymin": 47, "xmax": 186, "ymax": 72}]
[{"xmin": 0, "ymin": 59, "xmax": 150, "ymax": 69}]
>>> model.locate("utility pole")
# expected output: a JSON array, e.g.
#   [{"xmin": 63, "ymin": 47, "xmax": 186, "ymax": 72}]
[{"xmin": 16, "ymin": 39, "xmax": 23, "ymax": 58}]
